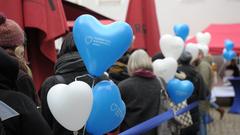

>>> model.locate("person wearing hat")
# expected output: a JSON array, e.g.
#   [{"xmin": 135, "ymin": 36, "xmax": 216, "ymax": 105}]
[
  {"xmin": 0, "ymin": 13, "xmax": 39, "ymax": 105},
  {"xmin": 0, "ymin": 47, "xmax": 53, "ymax": 135}
]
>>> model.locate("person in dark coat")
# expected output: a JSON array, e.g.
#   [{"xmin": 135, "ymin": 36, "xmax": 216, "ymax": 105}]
[
  {"xmin": 40, "ymin": 32, "xmax": 108, "ymax": 135},
  {"xmin": 0, "ymin": 120, "xmax": 4, "ymax": 135},
  {"xmin": 177, "ymin": 51, "xmax": 207, "ymax": 135},
  {"xmin": 226, "ymin": 59, "xmax": 240, "ymax": 77},
  {"xmin": 118, "ymin": 49, "xmax": 162, "ymax": 135},
  {"xmin": 0, "ymin": 13, "xmax": 38, "ymax": 105},
  {"xmin": 108, "ymin": 51, "xmax": 130, "ymax": 84},
  {"xmin": 0, "ymin": 47, "xmax": 53, "ymax": 135}
]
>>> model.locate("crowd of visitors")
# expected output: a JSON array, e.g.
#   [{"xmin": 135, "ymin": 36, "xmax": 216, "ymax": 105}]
[{"xmin": 0, "ymin": 13, "xmax": 239, "ymax": 135}]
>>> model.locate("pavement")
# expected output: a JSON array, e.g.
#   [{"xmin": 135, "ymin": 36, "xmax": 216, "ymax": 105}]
[{"xmin": 207, "ymin": 107, "xmax": 240, "ymax": 135}]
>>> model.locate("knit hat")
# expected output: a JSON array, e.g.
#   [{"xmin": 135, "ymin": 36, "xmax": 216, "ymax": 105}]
[{"xmin": 0, "ymin": 13, "xmax": 24, "ymax": 47}]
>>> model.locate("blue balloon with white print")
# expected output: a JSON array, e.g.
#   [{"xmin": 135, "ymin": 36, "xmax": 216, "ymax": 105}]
[
  {"xmin": 86, "ymin": 80, "xmax": 126, "ymax": 135},
  {"xmin": 73, "ymin": 14, "xmax": 133, "ymax": 77}
]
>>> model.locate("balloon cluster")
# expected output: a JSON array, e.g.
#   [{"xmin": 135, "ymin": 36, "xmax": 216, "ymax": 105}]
[
  {"xmin": 223, "ymin": 39, "xmax": 236, "ymax": 61},
  {"xmin": 153, "ymin": 24, "xmax": 194, "ymax": 104},
  {"xmin": 196, "ymin": 32, "xmax": 211, "ymax": 56},
  {"xmin": 47, "ymin": 14, "xmax": 133, "ymax": 134},
  {"xmin": 185, "ymin": 32, "xmax": 211, "ymax": 61}
]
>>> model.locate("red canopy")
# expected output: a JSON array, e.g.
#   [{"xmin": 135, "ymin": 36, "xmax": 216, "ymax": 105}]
[
  {"xmin": 0, "ymin": 0, "xmax": 68, "ymax": 91},
  {"xmin": 63, "ymin": 1, "xmax": 112, "ymax": 32},
  {"xmin": 188, "ymin": 24, "xmax": 240, "ymax": 55},
  {"xmin": 63, "ymin": 0, "xmax": 160, "ymax": 56},
  {"xmin": 126, "ymin": 0, "xmax": 160, "ymax": 56},
  {"xmin": 67, "ymin": 20, "xmax": 113, "ymax": 28}
]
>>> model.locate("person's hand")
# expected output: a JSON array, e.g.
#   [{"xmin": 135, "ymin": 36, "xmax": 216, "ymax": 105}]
[{"xmin": 175, "ymin": 72, "xmax": 187, "ymax": 80}]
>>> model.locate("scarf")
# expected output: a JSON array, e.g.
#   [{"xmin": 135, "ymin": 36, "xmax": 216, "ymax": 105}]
[{"xmin": 133, "ymin": 69, "xmax": 156, "ymax": 79}]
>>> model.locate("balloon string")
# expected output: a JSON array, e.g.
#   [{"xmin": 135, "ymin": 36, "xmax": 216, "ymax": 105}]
[
  {"xmin": 82, "ymin": 125, "xmax": 86, "ymax": 135},
  {"xmin": 75, "ymin": 73, "xmax": 95, "ymax": 87},
  {"xmin": 73, "ymin": 131, "xmax": 78, "ymax": 135},
  {"xmin": 91, "ymin": 79, "xmax": 95, "ymax": 88},
  {"xmin": 75, "ymin": 74, "xmax": 94, "ymax": 81}
]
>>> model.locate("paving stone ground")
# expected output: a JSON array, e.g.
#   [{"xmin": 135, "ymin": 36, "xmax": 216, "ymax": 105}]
[{"xmin": 207, "ymin": 108, "xmax": 240, "ymax": 135}]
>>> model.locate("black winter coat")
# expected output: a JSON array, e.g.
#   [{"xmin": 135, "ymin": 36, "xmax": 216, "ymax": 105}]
[
  {"xmin": 0, "ymin": 46, "xmax": 37, "ymax": 105},
  {"xmin": 178, "ymin": 65, "xmax": 207, "ymax": 135},
  {"xmin": 16, "ymin": 70, "xmax": 38, "ymax": 105},
  {"xmin": 0, "ymin": 47, "xmax": 52, "ymax": 135},
  {"xmin": 0, "ymin": 119, "xmax": 4, "ymax": 135},
  {"xmin": 118, "ymin": 72, "xmax": 162, "ymax": 135},
  {"xmin": 0, "ymin": 90, "xmax": 53, "ymax": 135},
  {"xmin": 40, "ymin": 52, "xmax": 104, "ymax": 135}
]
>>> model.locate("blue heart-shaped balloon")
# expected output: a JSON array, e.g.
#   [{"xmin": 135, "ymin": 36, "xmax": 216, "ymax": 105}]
[
  {"xmin": 73, "ymin": 14, "xmax": 133, "ymax": 77},
  {"xmin": 223, "ymin": 49, "xmax": 236, "ymax": 61},
  {"xmin": 173, "ymin": 24, "xmax": 189, "ymax": 41},
  {"xmin": 224, "ymin": 39, "xmax": 234, "ymax": 51},
  {"xmin": 86, "ymin": 80, "xmax": 126, "ymax": 135},
  {"xmin": 167, "ymin": 78, "xmax": 194, "ymax": 104}
]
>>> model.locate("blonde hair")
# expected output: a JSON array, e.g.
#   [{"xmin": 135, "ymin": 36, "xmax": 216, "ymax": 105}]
[
  {"xmin": 127, "ymin": 49, "xmax": 153, "ymax": 76},
  {"xmin": 15, "ymin": 45, "xmax": 24, "ymax": 59},
  {"xmin": 14, "ymin": 45, "xmax": 33, "ymax": 78}
]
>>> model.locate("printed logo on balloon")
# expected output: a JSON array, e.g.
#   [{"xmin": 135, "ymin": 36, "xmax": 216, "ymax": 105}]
[
  {"xmin": 86, "ymin": 81, "xmax": 126, "ymax": 135},
  {"xmin": 111, "ymin": 103, "xmax": 125, "ymax": 119},
  {"xmin": 73, "ymin": 14, "xmax": 133, "ymax": 77},
  {"xmin": 47, "ymin": 14, "xmax": 131, "ymax": 134}
]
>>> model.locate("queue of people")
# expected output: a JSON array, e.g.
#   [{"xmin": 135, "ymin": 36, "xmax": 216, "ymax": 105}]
[{"xmin": 0, "ymin": 13, "xmax": 239, "ymax": 135}]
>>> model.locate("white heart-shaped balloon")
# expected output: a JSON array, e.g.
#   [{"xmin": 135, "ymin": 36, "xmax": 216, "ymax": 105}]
[
  {"xmin": 47, "ymin": 81, "xmax": 93, "ymax": 131},
  {"xmin": 160, "ymin": 34, "xmax": 184, "ymax": 60},
  {"xmin": 196, "ymin": 32, "xmax": 211, "ymax": 45},
  {"xmin": 198, "ymin": 44, "xmax": 209, "ymax": 56},
  {"xmin": 185, "ymin": 43, "xmax": 199, "ymax": 62},
  {"xmin": 153, "ymin": 57, "xmax": 178, "ymax": 82}
]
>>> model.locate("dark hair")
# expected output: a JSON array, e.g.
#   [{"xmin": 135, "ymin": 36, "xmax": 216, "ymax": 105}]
[
  {"xmin": 152, "ymin": 51, "xmax": 165, "ymax": 61},
  {"xmin": 58, "ymin": 32, "xmax": 77, "ymax": 58},
  {"xmin": 178, "ymin": 51, "xmax": 192, "ymax": 65},
  {"xmin": 118, "ymin": 51, "xmax": 131, "ymax": 64}
]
